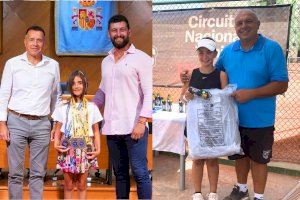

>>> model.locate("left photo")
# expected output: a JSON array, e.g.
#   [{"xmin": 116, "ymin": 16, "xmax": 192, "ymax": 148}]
[{"xmin": 0, "ymin": 1, "xmax": 152, "ymax": 199}]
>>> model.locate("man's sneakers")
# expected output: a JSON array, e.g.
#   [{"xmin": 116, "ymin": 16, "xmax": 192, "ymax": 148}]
[
  {"xmin": 207, "ymin": 192, "xmax": 219, "ymax": 200},
  {"xmin": 193, "ymin": 193, "xmax": 205, "ymax": 200},
  {"xmin": 223, "ymin": 185, "xmax": 250, "ymax": 200}
]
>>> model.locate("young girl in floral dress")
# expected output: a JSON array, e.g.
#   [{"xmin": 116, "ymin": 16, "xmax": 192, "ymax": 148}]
[{"xmin": 52, "ymin": 70, "xmax": 102, "ymax": 199}]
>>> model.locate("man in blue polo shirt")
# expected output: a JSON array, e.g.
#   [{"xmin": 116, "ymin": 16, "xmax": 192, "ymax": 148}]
[{"xmin": 181, "ymin": 9, "xmax": 288, "ymax": 200}]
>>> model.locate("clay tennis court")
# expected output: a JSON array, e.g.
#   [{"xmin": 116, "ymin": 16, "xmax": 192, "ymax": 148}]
[{"xmin": 273, "ymin": 62, "xmax": 300, "ymax": 164}]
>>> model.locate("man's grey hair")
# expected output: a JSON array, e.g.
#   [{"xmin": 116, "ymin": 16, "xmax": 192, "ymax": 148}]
[{"xmin": 235, "ymin": 9, "xmax": 260, "ymax": 22}]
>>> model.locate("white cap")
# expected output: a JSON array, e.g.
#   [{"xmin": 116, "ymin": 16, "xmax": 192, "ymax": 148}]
[{"xmin": 196, "ymin": 38, "xmax": 216, "ymax": 51}]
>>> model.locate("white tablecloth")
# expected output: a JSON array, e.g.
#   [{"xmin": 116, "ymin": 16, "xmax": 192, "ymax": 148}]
[{"xmin": 152, "ymin": 108, "xmax": 186, "ymax": 155}]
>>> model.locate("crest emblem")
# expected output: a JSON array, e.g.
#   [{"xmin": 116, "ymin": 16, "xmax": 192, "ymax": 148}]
[
  {"xmin": 262, "ymin": 150, "xmax": 271, "ymax": 159},
  {"xmin": 79, "ymin": 9, "xmax": 95, "ymax": 30},
  {"xmin": 71, "ymin": 0, "xmax": 103, "ymax": 31}
]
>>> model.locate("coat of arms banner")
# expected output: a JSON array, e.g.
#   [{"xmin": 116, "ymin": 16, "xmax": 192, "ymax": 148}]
[{"xmin": 55, "ymin": 1, "xmax": 116, "ymax": 56}]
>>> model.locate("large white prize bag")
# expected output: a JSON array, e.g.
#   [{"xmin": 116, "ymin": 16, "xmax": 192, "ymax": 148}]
[{"xmin": 186, "ymin": 85, "xmax": 243, "ymax": 160}]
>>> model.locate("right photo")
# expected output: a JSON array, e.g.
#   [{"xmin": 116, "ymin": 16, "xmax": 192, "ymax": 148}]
[{"xmin": 152, "ymin": 0, "xmax": 300, "ymax": 200}]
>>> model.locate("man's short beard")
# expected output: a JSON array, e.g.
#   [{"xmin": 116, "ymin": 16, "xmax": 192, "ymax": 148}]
[{"xmin": 111, "ymin": 37, "xmax": 130, "ymax": 49}]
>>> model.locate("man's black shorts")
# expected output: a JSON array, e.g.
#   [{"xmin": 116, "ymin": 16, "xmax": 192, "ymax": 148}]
[{"xmin": 228, "ymin": 126, "xmax": 274, "ymax": 164}]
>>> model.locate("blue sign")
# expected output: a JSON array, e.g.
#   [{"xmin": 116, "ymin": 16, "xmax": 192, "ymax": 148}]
[{"xmin": 55, "ymin": 1, "xmax": 116, "ymax": 56}]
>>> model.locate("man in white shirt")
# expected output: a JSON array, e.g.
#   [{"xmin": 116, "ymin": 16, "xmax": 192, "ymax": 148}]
[{"xmin": 0, "ymin": 26, "xmax": 61, "ymax": 199}]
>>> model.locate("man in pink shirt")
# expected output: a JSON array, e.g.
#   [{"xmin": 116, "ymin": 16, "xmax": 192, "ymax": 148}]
[{"xmin": 93, "ymin": 15, "xmax": 152, "ymax": 199}]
